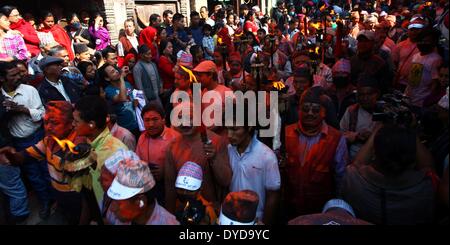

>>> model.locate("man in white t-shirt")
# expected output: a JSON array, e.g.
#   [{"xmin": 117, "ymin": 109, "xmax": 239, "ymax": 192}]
[
  {"xmin": 405, "ymin": 28, "xmax": 442, "ymax": 108},
  {"xmin": 226, "ymin": 103, "xmax": 281, "ymax": 224}
]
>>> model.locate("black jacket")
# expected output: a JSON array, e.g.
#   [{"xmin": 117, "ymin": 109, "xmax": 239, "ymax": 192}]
[{"xmin": 38, "ymin": 76, "xmax": 82, "ymax": 106}]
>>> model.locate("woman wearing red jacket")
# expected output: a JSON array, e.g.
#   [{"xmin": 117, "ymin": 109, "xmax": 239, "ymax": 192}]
[
  {"xmin": 39, "ymin": 11, "xmax": 75, "ymax": 60},
  {"xmin": 1, "ymin": 6, "xmax": 40, "ymax": 57}
]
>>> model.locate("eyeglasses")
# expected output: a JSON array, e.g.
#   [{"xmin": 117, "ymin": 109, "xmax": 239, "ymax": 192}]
[{"xmin": 301, "ymin": 103, "xmax": 321, "ymax": 114}]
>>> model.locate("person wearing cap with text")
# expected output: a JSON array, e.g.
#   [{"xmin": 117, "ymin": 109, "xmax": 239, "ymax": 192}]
[
  {"xmin": 218, "ymin": 190, "xmax": 260, "ymax": 225},
  {"xmin": 107, "ymin": 157, "xmax": 179, "ymax": 225},
  {"xmin": 174, "ymin": 161, "xmax": 217, "ymax": 225},
  {"xmin": 284, "ymin": 88, "xmax": 349, "ymax": 220}
]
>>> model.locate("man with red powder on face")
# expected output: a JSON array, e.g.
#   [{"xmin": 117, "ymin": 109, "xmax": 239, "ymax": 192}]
[
  {"xmin": 284, "ymin": 88, "xmax": 348, "ymax": 221},
  {"xmin": 135, "ymin": 102, "xmax": 180, "ymax": 206},
  {"xmin": 164, "ymin": 102, "xmax": 232, "ymax": 214},
  {"xmin": 0, "ymin": 101, "xmax": 95, "ymax": 225}
]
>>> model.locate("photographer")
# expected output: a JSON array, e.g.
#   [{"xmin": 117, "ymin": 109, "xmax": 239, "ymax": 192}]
[
  {"xmin": 339, "ymin": 125, "xmax": 438, "ymax": 225},
  {"xmin": 340, "ymin": 76, "xmax": 379, "ymax": 160}
]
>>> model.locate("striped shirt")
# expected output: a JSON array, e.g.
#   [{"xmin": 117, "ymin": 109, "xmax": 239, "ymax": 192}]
[
  {"xmin": 0, "ymin": 32, "xmax": 30, "ymax": 60},
  {"xmin": 25, "ymin": 132, "xmax": 87, "ymax": 192}
]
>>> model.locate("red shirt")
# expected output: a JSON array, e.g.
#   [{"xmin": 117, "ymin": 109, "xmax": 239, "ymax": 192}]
[
  {"xmin": 244, "ymin": 21, "xmax": 259, "ymax": 34},
  {"xmin": 10, "ymin": 19, "xmax": 40, "ymax": 57},
  {"xmin": 158, "ymin": 55, "xmax": 175, "ymax": 89}
]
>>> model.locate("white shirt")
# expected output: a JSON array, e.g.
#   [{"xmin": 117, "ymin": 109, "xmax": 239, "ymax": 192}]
[
  {"xmin": 1, "ymin": 84, "xmax": 45, "ymax": 138},
  {"xmin": 228, "ymin": 136, "xmax": 281, "ymax": 220},
  {"xmin": 46, "ymin": 78, "xmax": 71, "ymax": 102}
]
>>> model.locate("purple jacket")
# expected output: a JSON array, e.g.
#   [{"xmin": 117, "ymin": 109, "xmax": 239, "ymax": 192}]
[{"xmin": 89, "ymin": 26, "xmax": 111, "ymax": 50}]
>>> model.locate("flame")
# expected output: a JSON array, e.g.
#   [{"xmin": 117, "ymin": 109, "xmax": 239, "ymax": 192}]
[
  {"xmin": 217, "ymin": 37, "xmax": 223, "ymax": 45},
  {"xmin": 273, "ymin": 81, "xmax": 286, "ymax": 90},
  {"xmin": 52, "ymin": 136, "xmax": 78, "ymax": 154},
  {"xmin": 319, "ymin": 4, "xmax": 327, "ymax": 12},
  {"xmin": 180, "ymin": 65, "xmax": 198, "ymax": 83},
  {"xmin": 315, "ymin": 46, "xmax": 320, "ymax": 55}
]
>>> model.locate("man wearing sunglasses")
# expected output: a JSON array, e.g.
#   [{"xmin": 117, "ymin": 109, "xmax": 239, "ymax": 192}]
[{"xmin": 284, "ymin": 88, "xmax": 349, "ymax": 221}]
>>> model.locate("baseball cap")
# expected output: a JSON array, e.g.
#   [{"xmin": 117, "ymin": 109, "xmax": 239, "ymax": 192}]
[
  {"xmin": 107, "ymin": 158, "xmax": 155, "ymax": 200},
  {"xmin": 193, "ymin": 60, "xmax": 217, "ymax": 73}
]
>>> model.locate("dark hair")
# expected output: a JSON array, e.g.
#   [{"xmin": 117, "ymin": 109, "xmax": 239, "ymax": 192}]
[
  {"xmin": 190, "ymin": 45, "xmax": 203, "ymax": 56},
  {"xmin": 0, "ymin": 12, "xmax": 6, "ymax": 18},
  {"xmin": 159, "ymin": 39, "xmax": 171, "ymax": 55},
  {"xmin": 245, "ymin": 10, "xmax": 254, "ymax": 21},
  {"xmin": 190, "ymin": 11, "xmax": 200, "ymax": 19},
  {"xmin": 163, "ymin": 10, "xmax": 173, "ymax": 18},
  {"xmin": 419, "ymin": 27, "xmax": 440, "ymax": 46},
  {"xmin": 48, "ymin": 45, "xmax": 66, "ymax": 57},
  {"xmin": 74, "ymin": 95, "xmax": 108, "ymax": 129},
  {"xmin": 172, "ymin": 13, "xmax": 184, "ymax": 23},
  {"xmin": 202, "ymin": 24, "xmax": 213, "ymax": 33},
  {"xmin": 40, "ymin": 11, "xmax": 54, "ymax": 21},
  {"xmin": 101, "ymin": 46, "xmax": 116, "ymax": 59},
  {"xmin": 140, "ymin": 101, "xmax": 165, "ymax": 119},
  {"xmin": 157, "ymin": 26, "xmax": 166, "ymax": 36},
  {"xmin": 240, "ymin": 4, "xmax": 249, "ymax": 11},
  {"xmin": 66, "ymin": 12, "xmax": 79, "ymax": 23},
  {"xmin": 0, "ymin": 5, "xmax": 17, "ymax": 17},
  {"xmin": 228, "ymin": 101, "xmax": 256, "ymax": 136},
  {"xmin": 77, "ymin": 61, "xmax": 95, "ymax": 77},
  {"xmin": 89, "ymin": 12, "xmax": 103, "ymax": 27},
  {"xmin": 374, "ymin": 125, "xmax": 417, "ymax": 176},
  {"xmin": 257, "ymin": 28, "xmax": 267, "ymax": 35},
  {"xmin": 82, "ymin": 84, "xmax": 102, "ymax": 97},
  {"xmin": 98, "ymin": 63, "xmax": 117, "ymax": 82},
  {"xmin": 0, "ymin": 61, "xmax": 18, "ymax": 78},
  {"xmin": 149, "ymin": 14, "xmax": 160, "ymax": 25}
]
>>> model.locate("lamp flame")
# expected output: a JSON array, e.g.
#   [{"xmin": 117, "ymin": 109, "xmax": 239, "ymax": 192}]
[
  {"xmin": 180, "ymin": 65, "xmax": 198, "ymax": 84},
  {"xmin": 273, "ymin": 81, "xmax": 286, "ymax": 90},
  {"xmin": 52, "ymin": 136, "xmax": 79, "ymax": 154}
]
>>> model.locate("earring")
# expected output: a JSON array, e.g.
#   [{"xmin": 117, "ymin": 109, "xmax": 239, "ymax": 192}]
[
  {"xmin": 139, "ymin": 200, "xmax": 144, "ymax": 208},
  {"xmin": 89, "ymin": 124, "xmax": 94, "ymax": 128}
]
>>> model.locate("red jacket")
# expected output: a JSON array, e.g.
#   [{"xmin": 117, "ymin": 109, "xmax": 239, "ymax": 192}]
[
  {"xmin": 284, "ymin": 123, "xmax": 342, "ymax": 218},
  {"xmin": 158, "ymin": 55, "xmax": 175, "ymax": 89},
  {"xmin": 10, "ymin": 19, "xmax": 40, "ymax": 57},
  {"xmin": 40, "ymin": 25, "xmax": 75, "ymax": 60}
]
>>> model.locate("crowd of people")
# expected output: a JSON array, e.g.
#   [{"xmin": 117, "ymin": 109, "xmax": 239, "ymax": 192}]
[{"xmin": 0, "ymin": 0, "xmax": 448, "ymax": 225}]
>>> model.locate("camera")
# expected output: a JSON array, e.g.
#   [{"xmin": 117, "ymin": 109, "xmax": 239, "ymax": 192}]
[{"xmin": 372, "ymin": 91, "xmax": 414, "ymax": 126}]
